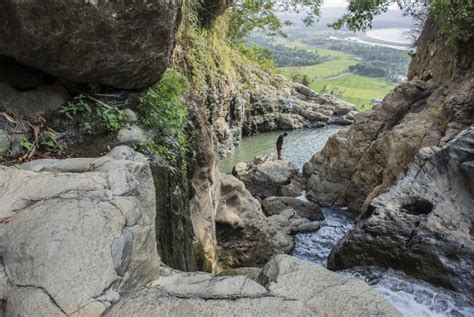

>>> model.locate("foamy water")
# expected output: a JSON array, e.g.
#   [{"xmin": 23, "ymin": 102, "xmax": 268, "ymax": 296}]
[{"xmin": 292, "ymin": 207, "xmax": 474, "ymax": 317}]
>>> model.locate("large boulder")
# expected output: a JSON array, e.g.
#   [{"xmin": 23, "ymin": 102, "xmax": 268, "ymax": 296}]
[
  {"xmin": 233, "ymin": 156, "xmax": 299, "ymax": 199},
  {"xmin": 216, "ymin": 174, "xmax": 274, "ymax": 268},
  {"xmin": 0, "ymin": 147, "xmax": 160, "ymax": 316},
  {"xmin": 216, "ymin": 174, "xmax": 303, "ymax": 267},
  {"xmin": 328, "ymin": 128, "xmax": 474, "ymax": 294},
  {"xmin": 105, "ymin": 255, "xmax": 400, "ymax": 317},
  {"xmin": 0, "ymin": 0, "xmax": 182, "ymax": 89},
  {"xmin": 262, "ymin": 196, "xmax": 324, "ymax": 221}
]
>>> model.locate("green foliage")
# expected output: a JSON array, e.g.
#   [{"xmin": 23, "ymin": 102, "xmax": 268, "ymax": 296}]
[
  {"xmin": 349, "ymin": 63, "xmax": 386, "ymax": 78},
  {"xmin": 249, "ymin": 36, "xmax": 329, "ymax": 67},
  {"xmin": 274, "ymin": 36, "xmax": 409, "ymax": 83},
  {"xmin": 330, "ymin": 0, "xmax": 392, "ymax": 31},
  {"xmin": 138, "ymin": 70, "xmax": 190, "ymax": 167},
  {"xmin": 134, "ymin": 137, "xmax": 185, "ymax": 170},
  {"xmin": 330, "ymin": 0, "xmax": 474, "ymax": 44},
  {"xmin": 430, "ymin": 0, "xmax": 474, "ymax": 43},
  {"xmin": 59, "ymin": 95, "xmax": 91, "ymax": 120},
  {"xmin": 19, "ymin": 137, "xmax": 34, "ymax": 151},
  {"xmin": 0, "ymin": 139, "xmax": 8, "ymax": 154},
  {"xmin": 40, "ymin": 131, "xmax": 57, "ymax": 149},
  {"xmin": 226, "ymin": 0, "xmax": 323, "ymax": 43},
  {"xmin": 234, "ymin": 43, "xmax": 276, "ymax": 70},
  {"xmin": 97, "ymin": 106, "xmax": 128, "ymax": 133},
  {"xmin": 59, "ymin": 95, "xmax": 129, "ymax": 134}
]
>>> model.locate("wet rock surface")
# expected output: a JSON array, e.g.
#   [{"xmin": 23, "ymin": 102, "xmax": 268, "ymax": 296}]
[
  {"xmin": 233, "ymin": 156, "xmax": 299, "ymax": 199},
  {"xmin": 0, "ymin": 0, "xmax": 182, "ymax": 89},
  {"xmin": 262, "ymin": 196, "xmax": 324, "ymax": 221},
  {"xmin": 329, "ymin": 128, "xmax": 474, "ymax": 294},
  {"xmin": 0, "ymin": 147, "xmax": 160, "ymax": 315}
]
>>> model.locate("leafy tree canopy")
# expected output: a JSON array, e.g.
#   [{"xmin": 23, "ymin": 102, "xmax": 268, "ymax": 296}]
[
  {"xmin": 224, "ymin": 0, "xmax": 474, "ymax": 44},
  {"xmin": 329, "ymin": 0, "xmax": 474, "ymax": 44},
  {"xmin": 225, "ymin": 0, "xmax": 323, "ymax": 42}
]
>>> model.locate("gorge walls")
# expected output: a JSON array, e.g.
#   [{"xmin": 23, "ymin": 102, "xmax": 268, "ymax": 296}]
[{"xmin": 303, "ymin": 15, "xmax": 473, "ymax": 291}]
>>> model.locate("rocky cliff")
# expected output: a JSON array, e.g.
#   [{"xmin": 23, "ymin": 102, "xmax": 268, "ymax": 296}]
[
  {"xmin": 304, "ymin": 18, "xmax": 473, "ymax": 211},
  {"xmin": 328, "ymin": 127, "xmax": 474, "ymax": 294},
  {"xmin": 303, "ymin": 17, "xmax": 473, "ymax": 292},
  {"xmin": 164, "ymin": 10, "xmax": 357, "ymax": 271}
]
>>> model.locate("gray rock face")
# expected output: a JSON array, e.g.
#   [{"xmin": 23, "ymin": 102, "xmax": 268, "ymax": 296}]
[
  {"xmin": 105, "ymin": 288, "xmax": 317, "ymax": 317},
  {"xmin": 0, "ymin": 0, "xmax": 182, "ymax": 89},
  {"xmin": 304, "ymin": 78, "xmax": 474, "ymax": 211},
  {"xmin": 328, "ymin": 128, "xmax": 474, "ymax": 294},
  {"xmin": 105, "ymin": 255, "xmax": 400, "ymax": 317},
  {"xmin": 408, "ymin": 16, "xmax": 474, "ymax": 85},
  {"xmin": 0, "ymin": 147, "xmax": 160, "ymax": 315},
  {"xmin": 233, "ymin": 156, "xmax": 299, "ymax": 199},
  {"xmin": 295, "ymin": 221, "xmax": 321, "ymax": 233},
  {"xmin": 262, "ymin": 196, "xmax": 324, "ymax": 221},
  {"xmin": 5, "ymin": 287, "xmax": 66, "ymax": 317},
  {"xmin": 259, "ymin": 255, "xmax": 401, "ymax": 317},
  {"xmin": 243, "ymin": 82, "xmax": 357, "ymax": 137},
  {"xmin": 280, "ymin": 178, "xmax": 304, "ymax": 197},
  {"xmin": 106, "ymin": 267, "xmax": 318, "ymax": 317},
  {"xmin": 216, "ymin": 174, "xmax": 274, "ymax": 268}
]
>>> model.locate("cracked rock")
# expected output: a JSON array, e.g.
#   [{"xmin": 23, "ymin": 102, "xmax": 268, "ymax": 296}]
[
  {"xmin": 0, "ymin": 147, "xmax": 160, "ymax": 315},
  {"xmin": 105, "ymin": 255, "xmax": 400, "ymax": 317}
]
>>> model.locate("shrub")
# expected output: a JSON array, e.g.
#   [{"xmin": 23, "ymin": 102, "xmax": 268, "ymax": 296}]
[{"xmin": 138, "ymin": 70, "xmax": 190, "ymax": 167}]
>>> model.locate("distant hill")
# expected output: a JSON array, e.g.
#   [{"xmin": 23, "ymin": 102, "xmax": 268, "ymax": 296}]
[{"xmin": 278, "ymin": 7, "xmax": 414, "ymax": 31}]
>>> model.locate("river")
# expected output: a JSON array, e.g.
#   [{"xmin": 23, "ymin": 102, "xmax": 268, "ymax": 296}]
[
  {"xmin": 219, "ymin": 126, "xmax": 474, "ymax": 317},
  {"xmin": 219, "ymin": 126, "xmax": 342, "ymax": 173}
]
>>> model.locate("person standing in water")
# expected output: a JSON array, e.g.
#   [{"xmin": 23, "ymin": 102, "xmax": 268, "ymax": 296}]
[{"xmin": 276, "ymin": 132, "xmax": 288, "ymax": 160}]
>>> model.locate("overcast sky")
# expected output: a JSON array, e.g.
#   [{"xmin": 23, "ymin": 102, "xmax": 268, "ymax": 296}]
[
  {"xmin": 322, "ymin": 0, "xmax": 347, "ymax": 7},
  {"xmin": 322, "ymin": 0, "xmax": 399, "ymax": 9}
]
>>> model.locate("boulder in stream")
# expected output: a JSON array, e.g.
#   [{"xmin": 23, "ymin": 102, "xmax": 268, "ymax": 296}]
[
  {"xmin": 232, "ymin": 155, "xmax": 299, "ymax": 199},
  {"xmin": 262, "ymin": 196, "xmax": 324, "ymax": 221}
]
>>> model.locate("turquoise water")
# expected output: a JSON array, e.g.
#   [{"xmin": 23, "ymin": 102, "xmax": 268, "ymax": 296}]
[{"xmin": 219, "ymin": 126, "xmax": 342, "ymax": 173}]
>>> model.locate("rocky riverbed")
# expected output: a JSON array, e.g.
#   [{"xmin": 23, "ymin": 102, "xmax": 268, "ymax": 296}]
[{"xmin": 222, "ymin": 127, "xmax": 474, "ymax": 316}]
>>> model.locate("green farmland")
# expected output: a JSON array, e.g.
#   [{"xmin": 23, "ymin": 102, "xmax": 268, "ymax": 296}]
[
  {"xmin": 311, "ymin": 74, "xmax": 394, "ymax": 110},
  {"xmin": 275, "ymin": 39, "xmax": 395, "ymax": 110}
]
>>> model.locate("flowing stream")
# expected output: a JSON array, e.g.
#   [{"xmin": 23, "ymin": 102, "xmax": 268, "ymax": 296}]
[{"xmin": 219, "ymin": 127, "xmax": 474, "ymax": 317}]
